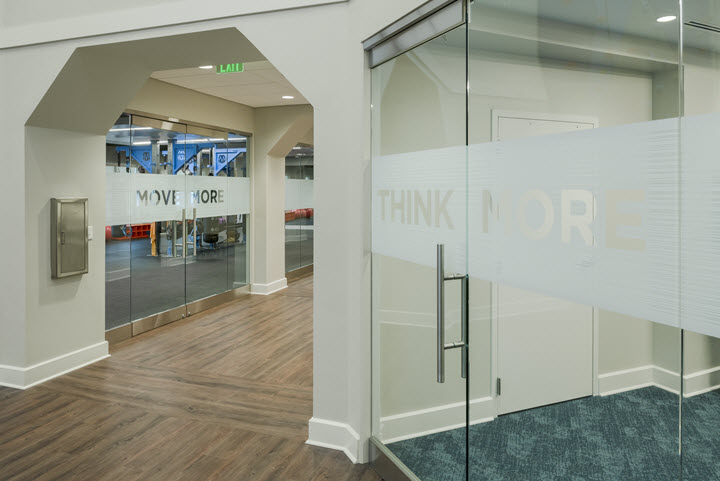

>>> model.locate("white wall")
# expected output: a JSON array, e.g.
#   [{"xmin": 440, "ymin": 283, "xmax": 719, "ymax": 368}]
[
  {"xmin": 0, "ymin": 0, "xmax": 348, "ymax": 48},
  {"xmin": 253, "ymin": 105, "xmax": 313, "ymax": 291},
  {"xmin": 24, "ymin": 127, "xmax": 109, "ymax": 369},
  {"xmin": 0, "ymin": 0, "xmax": 432, "ymax": 463}
]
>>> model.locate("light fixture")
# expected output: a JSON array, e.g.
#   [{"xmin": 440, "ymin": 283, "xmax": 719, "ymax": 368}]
[
  {"xmin": 657, "ymin": 15, "xmax": 677, "ymax": 22},
  {"xmin": 292, "ymin": 146, "xmax": 302, "ymax": 150},
  {"xmin": 132, "ymin": 141, "xmax": 151, "ymax": 146},
  {"xmin": 199, "ymin": 65, "xmax": 214, "ymax": 69},
  {"xmin": 282, "ymin": 95, "xmax": 295, "ymax": 100},
  {"xmin": 110, "ymin": 126, "xmax": 152, "ymax": 132}
]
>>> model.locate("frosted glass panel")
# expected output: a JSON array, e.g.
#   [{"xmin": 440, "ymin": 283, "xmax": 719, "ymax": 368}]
[{"xmin": 371, "ymin": 22, "xmax": 470, "ymax": 481}]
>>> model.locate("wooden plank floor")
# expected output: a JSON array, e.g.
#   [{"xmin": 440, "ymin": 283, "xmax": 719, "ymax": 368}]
[{"xmin": 0, "ymin": 275, "xmax": 381, "ymax": 481}]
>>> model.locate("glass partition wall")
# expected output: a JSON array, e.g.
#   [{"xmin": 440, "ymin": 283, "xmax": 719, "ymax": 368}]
[
  {"xmin": 105, "ymin": 114, "xmax": 250, "ymax": 338},
  {"xmin": 365, "ymin": 0, "xmax": 720, "ymax": 479},
  {"xmin": 681, "ymin": 2, "xmax": 720, "ymax": 479},
  {"xmin": 285, "ymin": 144, "xmax": 314, "ymax": 273}
]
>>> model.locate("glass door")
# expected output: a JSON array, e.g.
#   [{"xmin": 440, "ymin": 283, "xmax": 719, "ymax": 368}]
[
  {"xmin": 370, "ymin": 5, "xmax": 473, "ymax": 480},
  {"xmin": 183, "ymin": 127, "xmax": 250, "ymax": 308},
  {"xmin": 126, "ymin": 116, "xmax": 188, "ymax": 325},
  {"xmin": 104, "ymin": 115, "xmax": 250, "ymax": 337},
  {"xmin": 184, "ymin": 128, "xmax": 231, "ymax": 305}
]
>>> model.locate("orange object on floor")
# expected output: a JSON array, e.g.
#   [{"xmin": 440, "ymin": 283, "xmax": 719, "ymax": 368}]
[{"xmin": 150, "ymin": 223, "xmax": 157, "ymax": 256}]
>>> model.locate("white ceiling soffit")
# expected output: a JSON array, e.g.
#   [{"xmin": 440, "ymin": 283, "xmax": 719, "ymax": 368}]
[
  {"xmin": 0, "ymin": 0, "xmax": 348, "ymax": 50},
  {"xmin": 151, "ymin": 61, "xmax": 309, "ymax": 108}
]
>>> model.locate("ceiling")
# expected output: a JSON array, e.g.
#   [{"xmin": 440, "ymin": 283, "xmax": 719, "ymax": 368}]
[{"xmin": 151, "ymin": 60, "xmax": 309, "ymax": 108}]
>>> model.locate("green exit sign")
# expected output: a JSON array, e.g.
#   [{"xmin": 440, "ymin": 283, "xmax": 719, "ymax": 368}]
[{"xmin": 216, "ymin": 63, "xmax": 244, "ymax": 74}]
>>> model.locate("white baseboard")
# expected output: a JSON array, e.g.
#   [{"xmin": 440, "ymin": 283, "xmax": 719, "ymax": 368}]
[
  {"xmin": 598, "ymin": 365, "xmax": 655, "ymax": 396},
  {"xmin": 599, "ymin": 364, "xmax": 720, "ymax": 398},
  {"xmin": 653, "ymin": 366, "xmax": 681, "ymax": 395},
  {"xmin": 0, "ymin": 341, "xmax": 109, "ymax": 390},
  {"xmin": 307, "ymin": 417, "xmax": 363, "ymax": 463},
  {"xmin": 685, "ymin": 365, "xmax": 720, "ymax": 397},
  {"xmin": 378, "ymin": 396, "xmax": 495, "ymax": 445},
  {"xmin": 250, "ymin": 278, "xmax": 287, "ymax": 295}
]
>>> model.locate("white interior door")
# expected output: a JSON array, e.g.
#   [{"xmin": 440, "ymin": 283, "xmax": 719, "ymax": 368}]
[{"xmin": 494, "ymin": 111, "xmax": 596, "ymax": 415}]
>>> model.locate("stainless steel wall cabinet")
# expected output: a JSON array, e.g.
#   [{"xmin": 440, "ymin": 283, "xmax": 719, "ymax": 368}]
[{"xmin": 51, "ymin": 198, "xmax": 88, "ymax": 279}]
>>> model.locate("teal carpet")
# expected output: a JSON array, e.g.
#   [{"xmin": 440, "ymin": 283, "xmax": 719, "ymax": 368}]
[{"xmin": 389, "ymin": 387, "xmax": 720, "ymax": 480}]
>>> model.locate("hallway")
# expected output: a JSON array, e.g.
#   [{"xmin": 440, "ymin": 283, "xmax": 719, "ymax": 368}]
[{"xmin": 0, "ymin": 276, "xmax": 379, "ymax": 481}]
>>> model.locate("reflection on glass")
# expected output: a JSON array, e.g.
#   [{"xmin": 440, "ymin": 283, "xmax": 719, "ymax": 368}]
[
  {"xmin": 130, "ymin": 220, "xmax": 186, "ymax": 320},
  {"xmin": 184, "ymin": 132, "xmax": 228, "ymax": 303},
  {"xmin": 105, "ymin": 224, "xmax": 131, "ymax": 330},
  {"xmin": 285, "ymin": 144, "xmax": 314, "ymax": 273},
  {"xmin": 186, "ymin": 215, "xmax": 228, "ymax": 303},
  {"xmin": 227, "ymin": 213, "xmax": 249, "ymax": 288},
  {"xmin": 105, "ymin": 115, "xmax": 133, "ymax": 331},
  {"xmin": 104, "ymin": 114, "xmax": 251, "ymax": 330},
  {"xmin": 682, "ymin": 2, "xmax": 720, "ymax": 479},
  {"xmin": 371, "ymin": 0, "xmax": 688, "ymax": 480}
]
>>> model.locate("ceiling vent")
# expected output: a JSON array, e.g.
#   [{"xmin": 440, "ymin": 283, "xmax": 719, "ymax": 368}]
[{"xmin": 685, "ymin": 20, "xmax": 720, "ymax": 34}]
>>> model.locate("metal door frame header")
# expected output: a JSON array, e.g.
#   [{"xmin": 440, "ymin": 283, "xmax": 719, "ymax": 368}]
[{"xmin": 363, "ymin": 0, "xmax": 465, "ymax": 68}]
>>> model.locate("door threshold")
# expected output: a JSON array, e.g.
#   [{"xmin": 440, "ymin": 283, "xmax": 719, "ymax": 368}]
[{"xmin": 105, "ymin": 285, "xmax": 251, "ymax": 344}]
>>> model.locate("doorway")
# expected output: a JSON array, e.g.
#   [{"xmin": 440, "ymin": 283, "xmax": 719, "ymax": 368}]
[{"xmin": 105, "ymin": 113, "xmax": 251, "ymax": 339}]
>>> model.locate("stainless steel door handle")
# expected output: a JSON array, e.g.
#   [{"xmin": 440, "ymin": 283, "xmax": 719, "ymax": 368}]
[
  {"xmin": 437, "ymin": 244, "xmax": 446, "ymax": 383},
  {"xmin": 436, "ymin": 244, "xmax": 469, "ymax": 384},
  {"xmin": 192, "ymin": 208, "xmax": 197, "ymax": 257},
  {"xmin": 182, "ymin": 209, "xmax": 187, "ymax": 258}
]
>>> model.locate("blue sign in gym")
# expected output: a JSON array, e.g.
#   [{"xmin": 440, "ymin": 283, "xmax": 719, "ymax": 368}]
[{"xmin": 115, "ymin": 144, "xmax": 246, "ymax": 175}]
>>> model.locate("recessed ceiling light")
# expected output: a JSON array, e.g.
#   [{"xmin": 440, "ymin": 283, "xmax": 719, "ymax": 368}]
[
  {"xmin": 657, "ymin": 15, "xmax": 677, "ymax": 22},
  {"xmin": 282, "ymin": 95, "xmax": 295, "ymax": 100},
  {"xmin": 199, "ymin": 65, "xmax": 214, "ymax": 69}
]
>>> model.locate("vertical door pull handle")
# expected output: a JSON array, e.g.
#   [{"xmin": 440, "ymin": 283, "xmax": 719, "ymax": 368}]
[
  {"xmin": 182, "ymin": 209, "xmax": 187, "ymax": 258},
  {"xmin": 436, "ymin": 244, "xmax": 469, "ymax": 384},
  {"xmin": 192, "ymin": 208, "xmax": 197, "ymax": 256},
  {"xmin": 437, "ymin": 244, "xmax": 446, "ymax": 383}
]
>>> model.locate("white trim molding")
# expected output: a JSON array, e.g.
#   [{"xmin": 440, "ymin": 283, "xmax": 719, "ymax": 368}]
[
  {"xmin": 598, "ymin": 365, "xmax": 656, "ymax": 396},
  {"xmin": 307, "ymin": 417, "xmax": 363, "ymax": 464},
  {"xmin": 377, "ymin": 396, "xmax": 495, "ymax": 445},
  {"xmin": 599, "ymin": 364, "xmax": 720, "ymax": 398},
  {"xmin": 0, "ymin": 341, "xmax": 109, "ymax": 390},
  {"xmin": 685, "ymin": 365, "xmax": 720, "ymax": 397},
  {"xmin": 251, "ymin": 278, "xmax": 288, "ymax": 295}
]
